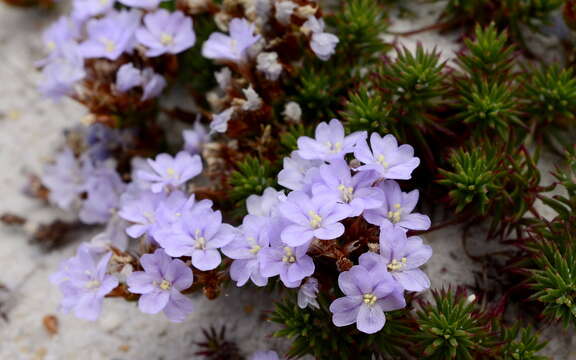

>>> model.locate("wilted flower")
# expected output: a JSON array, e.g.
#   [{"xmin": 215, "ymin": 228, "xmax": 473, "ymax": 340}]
[
  {"xmin": 183, "ymin": 121, "xmax": 209, "ymax": 155},
  {"xmin": 302, "ymin": 16, "xmax": 339, "ymax": 61},
  {"xmin": 256, "ymin": 52, "xmax": 283, "ymax": 81},
  {"xmin": 116, "ymin": 63, "xmax": 142, "ymax": 93},
  {"xmin": 298, "ymin": 277, "xmax": 319, "ymax": 309},
  {"xmin": 210, "ymin": 107, "xmax": 234, "ymax": 133},
  {"xmin": 141, "ymin": 68, "xmax": 167, "ymax": 101}
]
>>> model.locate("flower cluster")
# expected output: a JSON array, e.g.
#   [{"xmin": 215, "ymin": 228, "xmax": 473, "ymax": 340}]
[{"xmin": 225, "ymin": 119, "xmax": 432, "ymax": 334}]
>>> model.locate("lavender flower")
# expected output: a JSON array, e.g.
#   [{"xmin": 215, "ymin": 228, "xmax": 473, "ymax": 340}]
[
  {"xmin": 41, "ymin": 16, "xmax": 80, "ymax": 60},
  {"xmin": 329, "ymin": 252, "xmax": 405, "ymax": 334},
  {"xmin": 298, "ymin": 277, "xmax": 319, "ymax": 309},
  {"xmin": 80, "ymin": 10, "xmax": 141, "ymax": 61},
  {"xmin": 79, "ymin": 163, "xmax": 126, "ymax": 224},
  {"xmin": 296, "ymin": 119, "xmax": 366, "ymax": 162},
  {"xmin": 135, "ymin": 151, "xmax": 202, "ymax": 193},
  {"xmin": 157, "ymin": 210, "xmax": 236, "ymax": 271},
  {"xmin": 256, "ymin": 52, "xmax": 282, "ymax": 80},
  {"xmin": 202, "ymin": 18, "xmax": 260, "ymax": 63},
  {"xmin": 363, "ymin": 180, "xmax": 431, "ymax": 231},
  {"xmin": 51, "ymin": 245, "xmax": 118, "ymax": 321},
  {"xmin": 85, "ymin": 123, "xmax": 126, "ymax": 162},
  {"xmin": 118, "ymin": 0, "xmax": 165, "ymax": 9},
  {"xmin": 116, "ymin": 63, "xmax": 142, "ymax": 93},
  {"xmin": 378, "ymin": 222, "xmax": 432, "ymax": 292},
  {"xmin": 42, "ymin": 147, "xmax": 85, "ymax": 210},
  {"xmin": 183, "ymin": 121, "xmax": 209, "ymax": 155},
  {"xmin": 118, "ymin": 189, "xmax": 163, "ymax": 239},
  {"xmin": 251, "ymin": 351, "xmax": 280, "ymax": 360},
  {"xmin": 277, "ymin": 151, "xmax": 322, "ymax": 191},
  {"xmin": 278, "ymin": 191, "xmax": 349, "ymax": 246},
  {"xmin": 246, "ymin": 187, "xmax": 285, "ymax": 217},
  {"xmin": 72, "ymin": 0, "xmax": 115, "ymax": 21},
  {"xmin": 302, "ymin": 17, "xmax": 339, "ymax": 61},
  {"xmin": 259, "ymin": 239, "xmax": 314, "ymax": 288},
  {"xmin": 312, "ymin": 159, "xmax": 383, "ymax": 217},
  {"xmin": 222, "ymin": 215, "xmax": 270, "ymax": 287},
  {"xmin": 141, "ymin": 68, "xmax": 167, "ymax": 101},
  {"xmin": 153, "ymin": 191, "xmax": 213, "ymax": 233},
  {"xmin": 354, "ymin": 133, "xmax": 420, "ymax": 180},
  {"xmin": 39, "ymin": 45, "xmax": 85, "ymax": 100},
  {"xmin": 209, "ymin": 108, "xmax": 234, "ymax": 134},
  {"xmin": 127, "ymin": 249, "xmax": 194, "ymax": 322},
  {"xmin": 137, "ymin": 10, "xmax": 196, "ymax": 57}
]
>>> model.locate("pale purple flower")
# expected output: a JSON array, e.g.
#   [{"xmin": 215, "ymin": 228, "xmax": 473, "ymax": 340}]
[
  {"xmin": 363, "ymin": 180, "xmax": 431, "ymax": 231},
  {"xmin": 156, "ymin": 210, "xmax": 236, "ymax": 271},
  {"xmin": 278, "ymin": 191, "xmax": 349, "ymax": 247},
  {"xmin": 222, "ymin": 215, "xmax": 270, "ymax": 287},
  {"xmin": 72, "ymin": 0, "xmax": 115, "ymax": 21},
  {"xmin": 209, "ymin": 107, "xmax": 234, "ymax": 133},
  {"xmin": 39, "ymin": 45, "xmax": 85, "ymax": 100},
  {"xmin": 275, "ymin": 1, "xmax": 297, "ymax": 25},
  {"xmin": 137, "ymin": 10, "xmax": 196, "ymax": 57},
  {"xmin": 354, "ymin": 133, "xmax": 420, "ymax": 180},
  {"xmin": 116, "ymin": 63, "xmax": 142, "ymax": 93},
  {"xmin": 202, "ymin": 18, "xmax": 260, "ymax": 63},
  {"xmin": 136, "ymin": 151, "xmax": 202, "ymax": 193},
  {"xmin": 183, "ymin": 121, "xmax": 209, "ymax": 154},
  {"xmin": 85, "ymin": 123, "xmax": 127, "ymax": 162},
  {"xmin": 259, "ymin": 239, "xmax": 314, "ymax": 288},
  {"xmin": 127, "ymin": 249, "xmax": 194, "ymax": 322},
  {"xmin": 329, "ymin": 252, "xmax": 405, "ymax": 334},
  {"xmin": 141, "ymin": 68, "xmax": 167, "ymax": 101},
  {"xmin": 302, "ymin": 17, "xmax": 339, "ymax": 61},
  {"xmin": 246, "ymin": 187, "xmax": 285, "ymax": 217},
  {"xmin": 378, "ymin": 222, "xmax": 432, "ymax": 292},
  {"xmin": 119, "ymin": 189, "xmax": 163, "ymax": 239},
  {"xmin": 102, "ymin": 215, "xmax": 130, "ymax": 251},
  {"xmin": 312, "ymin": 159, "xmax": 384, "ymax": 217},
  {"xmin": 256, "ymin": 51, "xmax": 282, "ymax": 81},
  {"xmin": 277, "ymin": 151, "xmax": 322, "ymax": 191},
  {"xmin": 80, "ymin": 10, "xmax": 141, "ymax": 61},
  {"xmin": 118, "ymin": 0, "xmax": 165, "ymax": 9},
  {"xmin": 298, "ymin": 277, "xmax": 319, "ymax": 309},
  {"xmin": 152, "ymin": 191, "xmax": 213, "ymax": 234},
  {"xmin": 80, "ymin": 164, "xmax": 125, "ymax": 224},
  {"xmin": 50, "ymin": 245, "xmax": 118, "ymax": 321},
  {"xmin": 297, "ymin": 119, "xmax": 366, "ymax": 162},
  {"xmin": 251, "ymin": 351, "xmax": 280, "ymax": 360},
  {"xmin": 41, "ymin": 16, "xmax": 80, "ymax": 60},
  {"xmin": 42, "ymin": 147, "xmax": 85, "ymax": 210}
]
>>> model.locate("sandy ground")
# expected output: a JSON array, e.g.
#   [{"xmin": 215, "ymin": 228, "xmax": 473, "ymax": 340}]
[{"xmin": 0, "ymin": 2, "xmax": 574, "ymax": 360}]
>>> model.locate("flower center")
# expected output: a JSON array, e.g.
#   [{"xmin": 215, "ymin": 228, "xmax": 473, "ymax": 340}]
[
  {"xmin": 100, "ymin": 0, "xmax": 109, "ymax": 5},
  {"xmin": 46, "ymin": 41, "xmax": 56, "ymax": 51},
  {"xmin": 282, "ymin": 246, "xmax": 296, "ymax": 263},
  {"xmin": 337, "ymin": 184, "xmax": 354, "ymax": 203},
  {"xmin": 160, "ymin": 33, "xmax": 174, "ymax": 46},
  {"xmin": 387, "ymin": 203, "xmax": 402, "ymax": 223},
  {"xmin": 387, "ymin": 257, "xmax": 407, "ymax": 272},
  {"xmin": 377, "ymin": 154, "xmax": 389, "ymax": 168},
  {"xmin": 325, "ymin": 141, "xmax": 342, "ymax": 154},
  {"xmin": 308, "ymin": 210, "xmax": 322, "ymax": 228},
  {"xmin": 195, "ymin": 229, "xmax": 207, "ymax": 249},
  {"xmin": 85, "ymin": 279, "xmax": 101, "ymax": 289},
  {"xmin": 166, "ymin": 167, "xmax": 177, "ymax": 178},
  {"xmin": 143, "ymin": 211, "xmax": 155, "ymax": 224},
  {"xmin": 101, "ymin": 38, "xmax": 116, "ymax": 53},
  {"xmin": 363, "ymin": 293, "xmax": 377, "ymax": 306},
  {"xmin": 159, "ymin": 279, "xmax": 171, "ymax": 290}
]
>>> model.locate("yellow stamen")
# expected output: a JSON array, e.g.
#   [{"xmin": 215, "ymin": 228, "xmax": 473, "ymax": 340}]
[
  {"xmin": 363, "ymin": 293, "xmax": 377, "ymax": 305},
  {"xmin": 160, "ymin": 33, "xmax": 174, "ymax": 46},
  {"xmin": 159, "ymin": 279, "xmax": 171, "ymax": 290},
  {"xmin": 387, "ymin": 257, "xmax": 408, "ymax": 272},
  {"xmin": 308, "ymin": 210, "xmax": 322, "ymax": 228},
  {"xmin": 377, "ymin": 154, "xmax": 389, "ymax": 168},
  {"xmin": 282, "ymin": 246, "xmax": 296, "ymax": 263}
]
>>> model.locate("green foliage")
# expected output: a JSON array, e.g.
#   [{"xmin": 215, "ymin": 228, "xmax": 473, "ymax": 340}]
[
  {"xmin": 498, "ymin": 325, "xmax": 549, "ymax": 360},
  {"xmin": 457, "ymin": 24, "xmax": 515, "ymax": 82},
  {"xmin": 341, "ymin": 86, "xmax": 391, "ymax": 134},
  {"xmin": 294, "ymin": 66, "xmax": 338, "ymax": 119},
  {"xmin": 270, "ymin": 296, "xmax": 413, "ymax": 359},
  {"xmin": 333, "ymin": 0, "xmax": 390, "ymax": 66},
  {"xmin": 229, "ymin": 156, "xmax": 277, "ymax": 207},
  {"xmin": 279, "ymin": 123, "xmax": 314, "ymax": 153},
  {"xmin": 412, "ymin": 288, "xmax": 497, "ymax": 359},
  {"xmin": 528, "ymin": 241, "xmax": 576, "ymax": 328},
  {"xmin": 457, "ymin": 80, "xmax": 522, "ymax": 139},
  {"xmin": 525, "ymin": 65, "xmax": 576, "ymax": 123},
  {"xmin": 439, "ymin": 147, "xmax": 502, "ymax": 215},
  {"xmin": 379, "ymin": 45, "xmax": 446, "ymax": 125}
]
